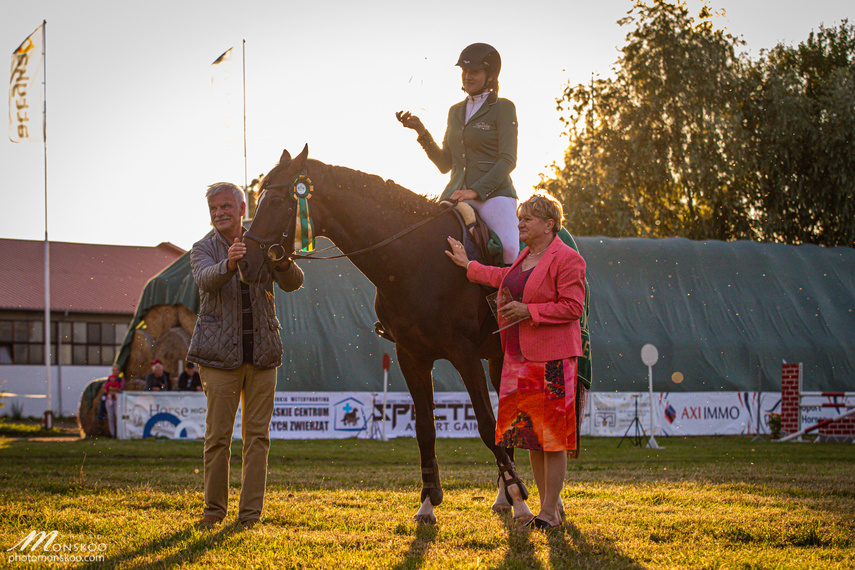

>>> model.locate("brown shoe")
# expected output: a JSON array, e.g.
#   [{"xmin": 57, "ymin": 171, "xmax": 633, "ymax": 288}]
[
  {"xmin": 239, "ymin": 519, "xmax": 260, "ymax": 529},
  {"xmin": 195, "ymin": 515, "xmax": 223, "ymax": 530}
]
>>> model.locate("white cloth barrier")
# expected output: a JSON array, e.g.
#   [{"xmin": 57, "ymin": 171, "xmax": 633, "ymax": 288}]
[{"xmin": 117, "ymin": 390, "xmax": 822, "ymax": 440}]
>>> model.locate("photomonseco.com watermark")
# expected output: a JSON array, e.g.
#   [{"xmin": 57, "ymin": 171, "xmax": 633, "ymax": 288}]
[{"xmin": 7, "ymin": 530, "xmax": 108, "ymax": 564}]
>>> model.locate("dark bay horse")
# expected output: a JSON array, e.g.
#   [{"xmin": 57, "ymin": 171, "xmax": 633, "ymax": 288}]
[{"xmin": 238, "ymin": 146, "xmax": 530, "ymax": 523}]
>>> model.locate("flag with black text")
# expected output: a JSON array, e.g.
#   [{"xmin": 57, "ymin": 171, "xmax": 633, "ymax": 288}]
[{"xmin": 9, "ymin": 24, "xmax": 44, "ymax": 143}]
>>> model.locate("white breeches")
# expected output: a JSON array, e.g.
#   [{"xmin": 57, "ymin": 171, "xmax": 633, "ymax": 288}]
[{"xmin": 463, "ymin": 195, "xmax": 520, "ymax": 265}]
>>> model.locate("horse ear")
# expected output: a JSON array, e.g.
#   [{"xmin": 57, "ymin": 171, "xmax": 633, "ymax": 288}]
[
  {"xmin": 278, "ymin": 148, "xmax": 291, "ymax": 164},
  {"xmin": 295, "ymin": 144, "xmax": 309, "ymax": 169}
]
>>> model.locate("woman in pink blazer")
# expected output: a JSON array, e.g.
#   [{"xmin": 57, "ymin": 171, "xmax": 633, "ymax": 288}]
[{"xmin": 446, "ymin": 193, "xmax": 586, "ymax": 530}]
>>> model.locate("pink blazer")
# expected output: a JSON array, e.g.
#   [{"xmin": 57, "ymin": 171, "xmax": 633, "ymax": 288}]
[{"xmin": 467, "ymin": 235, "xmax": 586, "ymax": 362}]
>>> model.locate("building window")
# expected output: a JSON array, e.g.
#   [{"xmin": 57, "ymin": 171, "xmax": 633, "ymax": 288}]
[{"xmin": 0, "ymin": 319, "xmax": 126, "ymax": 366}]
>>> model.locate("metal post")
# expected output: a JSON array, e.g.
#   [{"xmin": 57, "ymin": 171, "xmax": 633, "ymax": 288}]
[
  {"xmin": 381, "ymin": 353, "xmax": 390, "ymax": 442},
  {"xmin": 42, "ymin": 20, "xmax": 52, "ymax": 427}
]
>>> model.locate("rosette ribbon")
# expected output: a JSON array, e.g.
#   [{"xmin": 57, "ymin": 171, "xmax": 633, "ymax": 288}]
[{"xmin": 290, "ymin": 174, "xmax": 315, "ymax": 252}]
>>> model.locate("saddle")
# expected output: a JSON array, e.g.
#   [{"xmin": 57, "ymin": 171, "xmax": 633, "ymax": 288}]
[{"xmin": 441, "ymin": 200, "xmax": 503, "ymax": 267}]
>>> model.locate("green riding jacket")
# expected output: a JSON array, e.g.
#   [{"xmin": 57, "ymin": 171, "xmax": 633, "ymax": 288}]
[{"xmin": 418, "ymin": 91, "xmax": 519, "ymax": 202}]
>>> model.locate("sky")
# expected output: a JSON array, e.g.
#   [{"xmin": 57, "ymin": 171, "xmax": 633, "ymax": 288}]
[{"xmin": 2, "ymin": 0, "xmax": 851, "ymax": 251}]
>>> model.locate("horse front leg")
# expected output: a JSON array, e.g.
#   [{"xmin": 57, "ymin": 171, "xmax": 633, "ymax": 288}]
[
  {"xmin": 453, "ymin": 351, "xmax": 533, "ymax": 522},
  {"xmin": 487, "ymin": 355, "xmax": 514, "ymax": 514},
  {"xmin": 397, "ymin": 347, "xmax": 442, "ymax": 524}
]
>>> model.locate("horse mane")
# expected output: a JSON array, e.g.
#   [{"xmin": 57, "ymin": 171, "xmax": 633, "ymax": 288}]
[
  {"xmin": 255, "ymin": 156, "xmax": 441, "ymax": 217},
  {"xmin": 309, "ymin": 159, "xmax": 442, "ymax": 217}
]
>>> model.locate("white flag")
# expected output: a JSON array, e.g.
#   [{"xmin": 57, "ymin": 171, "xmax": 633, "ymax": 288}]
[{"xmin": 9, "ymin": 24, "xmax": 44, "ymax": 143}]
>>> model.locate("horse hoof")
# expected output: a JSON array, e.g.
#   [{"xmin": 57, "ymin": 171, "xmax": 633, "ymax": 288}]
[
  {"xmin": 413, "ymin": 513, "xmax": 437, "ymax": 525},
  {"xmin": 491, "ymin": 503, "xmax": 512, "ymax": 515}
]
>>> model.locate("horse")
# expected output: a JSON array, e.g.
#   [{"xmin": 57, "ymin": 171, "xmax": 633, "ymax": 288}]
[{"xmin": 237, "ymin": 145, "xmax": 531, "ymax": 524}]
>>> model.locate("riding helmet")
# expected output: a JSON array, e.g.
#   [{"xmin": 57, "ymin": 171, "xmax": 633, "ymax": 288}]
[{"xmin": 456, "ymin": 43, "xmax": 501, "ymax": 76}]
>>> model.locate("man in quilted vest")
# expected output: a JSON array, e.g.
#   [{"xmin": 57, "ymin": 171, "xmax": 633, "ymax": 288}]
[{"xmin": 188, "ymin": 182, "xmax": 304, "ymax": 529}]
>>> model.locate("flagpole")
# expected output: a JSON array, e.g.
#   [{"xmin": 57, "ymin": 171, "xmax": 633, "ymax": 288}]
[
  {"xmin": 242, "ymin": 39, "xmax": 248, "ymax": 214},
  {"xmin": 42, "ymin": 19, "xmax": 53, "ymax": 428}
]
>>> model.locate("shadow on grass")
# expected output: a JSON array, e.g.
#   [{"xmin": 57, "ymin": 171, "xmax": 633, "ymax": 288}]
[
  {"xmin": 494, "ymin": 514, "xmax": 545, "ymax": 570},
  {"xmin": 546, "ymin": 521, "xmax": 643, "ymax": 570},
  {"xmin": 391, "ymin": 522, "xmax": 438, "ymax": 570},
  {"xmin": 87, "ymin": 521, "xmax": 241, "ymax": 569}
]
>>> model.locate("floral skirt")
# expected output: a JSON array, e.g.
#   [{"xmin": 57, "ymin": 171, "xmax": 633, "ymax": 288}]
[{"xmin": 496, "ymin": 354, "xmax": 579, "ymax": 453}]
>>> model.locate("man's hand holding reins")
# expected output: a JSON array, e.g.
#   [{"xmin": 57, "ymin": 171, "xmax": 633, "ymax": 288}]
[{"xmin": 227, "ymin": 238, "xmax": 246, "ymax": 272}]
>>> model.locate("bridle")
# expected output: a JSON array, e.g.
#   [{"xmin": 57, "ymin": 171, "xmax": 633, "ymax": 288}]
[{"xmin": 249, "ymin": 173, "xmax": 456, "ymax": 264}]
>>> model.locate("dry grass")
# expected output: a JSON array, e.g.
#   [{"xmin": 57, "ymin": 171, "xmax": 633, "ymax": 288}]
[{"xmin": 0, "ymin": 435, "xmax": 852, "ymax": 569}]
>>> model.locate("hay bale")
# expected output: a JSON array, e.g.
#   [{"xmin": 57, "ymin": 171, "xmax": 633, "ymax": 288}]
[
  {"xmin": 126, "ymin": 329, "xmax": 153, "ymax": 380},
  {"xmin": 125, "ymin": 378, "xmax": 146, "ymax": 391},
  {"xmin": 177, "ymin": 304, "xmax": 197, "ymax": 336},
  {"xmin": 77, "ymin": 379, "xmax": 110, "ymax": 438},
  {"xmin": 142, "ymin": 304, "xmax": 179, "ymax": 340},
  {"xmin": 152, "ymin": 326, "xmax": 191, "ymax": 385}
]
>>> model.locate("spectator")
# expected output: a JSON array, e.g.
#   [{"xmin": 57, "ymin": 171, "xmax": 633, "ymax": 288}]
[
  {"xmin": 178, "ymin": 362, "xmax": 202, "ymax": 391},
  {"xmin": 145, "ymin": 359, "xmax": 171, "ymax": 391},
  {"xmin": 102, "ymin": 371, "xmax": 123, "ymax": 437}
]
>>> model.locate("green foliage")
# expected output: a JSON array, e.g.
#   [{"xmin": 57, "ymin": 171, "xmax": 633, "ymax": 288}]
[
  {"xmin": 743, "ymin": 21, "xmax": 855, "ymax": 246},
  {"xmin": 542, "ymin": 1, "xmax": 855, "ymax": 246}
]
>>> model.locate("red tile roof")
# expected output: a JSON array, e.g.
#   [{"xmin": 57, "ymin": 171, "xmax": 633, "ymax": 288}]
[{"xmin": 0, "ymin": 239, "xmax": 185, "ymax": 314}]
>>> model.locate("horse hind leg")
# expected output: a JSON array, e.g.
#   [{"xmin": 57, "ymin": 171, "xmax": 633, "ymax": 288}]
[{"xmin": 396, "ymin": 348, "xmax": 442, "ymax": 524}]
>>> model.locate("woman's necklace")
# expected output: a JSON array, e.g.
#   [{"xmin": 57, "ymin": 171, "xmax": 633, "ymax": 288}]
[{"xmin": 528, "ymin": 244, "xmax": 548, "ymax": 257}]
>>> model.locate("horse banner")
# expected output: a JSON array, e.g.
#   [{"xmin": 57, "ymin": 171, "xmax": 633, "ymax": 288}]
[{"xmin": 9, "ymin": 23, "xmax": 44, "ymax": 143}]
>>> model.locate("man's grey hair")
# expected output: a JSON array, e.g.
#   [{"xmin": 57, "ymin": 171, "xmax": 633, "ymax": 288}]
[{"xmin": 206, "ymin": 182, "xmax": 246, "ymax": 207}]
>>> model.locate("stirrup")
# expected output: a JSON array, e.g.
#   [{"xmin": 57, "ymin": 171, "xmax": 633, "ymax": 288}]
[
  {"xmin": 373, "ymin": 321, "xmax": 394, "ymax": 342},
  {"xmin": 497, "ymin": 460, "xmax": 529, "ymax": 504}
]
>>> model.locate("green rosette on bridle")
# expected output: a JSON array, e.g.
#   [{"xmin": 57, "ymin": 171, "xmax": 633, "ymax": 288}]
[{"xmin": 290, "ymin": 174, "xmax": 315, "ymax": 252}]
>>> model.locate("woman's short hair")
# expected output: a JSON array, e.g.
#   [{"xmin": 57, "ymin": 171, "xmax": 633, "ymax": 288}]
[
  {"xmin": 518, "ymin": 193, "xmax": 563, "ymax": 234},
  {"xmin": 206, "ymin": 182, "xmax": 245, "ymax": 207}
]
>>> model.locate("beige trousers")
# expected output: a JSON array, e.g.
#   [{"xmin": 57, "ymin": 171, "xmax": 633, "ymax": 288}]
[{"xmin": 199, "ymin": 364, "xmax": 277, "ymax": 522}]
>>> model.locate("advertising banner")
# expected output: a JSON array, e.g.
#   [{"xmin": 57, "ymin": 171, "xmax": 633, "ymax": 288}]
[
  {"xmin": 586, "ymin": 392, "xmax": 781, "ymax": 437},
  {"xmin": 118, "ymin": 391, "xmax": 498, "ymax": 440},
  {"xmin": 118, "ymin": 392, "xmax": 207, "ymax": 440},
  {"xmin": 119, "ymin": 390, "xmax": 833, "ymax": 440}
]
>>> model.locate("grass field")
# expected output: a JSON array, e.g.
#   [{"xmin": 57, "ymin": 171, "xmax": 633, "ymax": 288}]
[{"xmin": 0, "ymin": 434, "xmax": 853, "ymax": 569}]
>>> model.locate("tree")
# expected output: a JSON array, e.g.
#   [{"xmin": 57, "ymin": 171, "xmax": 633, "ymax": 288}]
[
  {"xmin": 540, "ymin": 1, "xmax": 753, "ymax": 240},
  {"xmin": 743, "ymin": 21, "xmax": 855, "ymax": 247}
]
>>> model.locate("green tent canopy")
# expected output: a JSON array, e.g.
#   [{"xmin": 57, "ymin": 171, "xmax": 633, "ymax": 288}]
[
  {"xmin": 578, "ymin": 237, "xmax": 855, "ymax": 393},
  {"xmin": 117, "ymin": 234, "xmax": 855, "ymax": 394}
]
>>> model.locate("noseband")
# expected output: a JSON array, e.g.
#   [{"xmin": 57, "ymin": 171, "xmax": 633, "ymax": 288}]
[
  {"xmin": 243, "ymin": 228, "xmax": 290, "ymax": 264},
  {"xmin": 245, "ymin": 174, "xmax": 313, "ymax": 268}
]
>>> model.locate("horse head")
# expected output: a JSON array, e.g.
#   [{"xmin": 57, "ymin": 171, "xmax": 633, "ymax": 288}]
[{"xmin": 239, "ymin": 144, "xmax": 309, "ymax": 284}]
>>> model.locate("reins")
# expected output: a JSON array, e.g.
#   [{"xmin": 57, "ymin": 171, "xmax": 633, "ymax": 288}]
[
  {"xmin": 291, "ymin": 205, "xmax": 454, "ymax": 261},
  {"xmin": 256, "ymin": 178, "xmax": 456, "ymax": 262}
]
